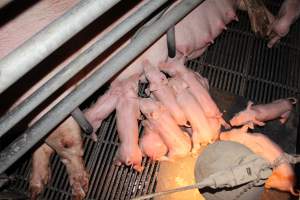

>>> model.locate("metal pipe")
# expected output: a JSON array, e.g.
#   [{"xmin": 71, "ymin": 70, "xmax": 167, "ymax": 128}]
[
  {"xmin": 0, "ymin": 0, "xmax": 121, "ymax": 94},
  {"xmin": 0, "ymin": 0, "xmax": 169, "ymax": 138},
  {"xmin": 0, "ymin": 0, "xmax": 205, "ymax": 174},
  {"xmin": 0, "ymin": 0, "xmax": 13, "ymax": 9},
  {"xmin": 71, "ymin": 108, "xmax": 93, "ymax": 134},
  {"xmin": 167, "ymin": 26, "xmax": 176, "ymax": 58}
]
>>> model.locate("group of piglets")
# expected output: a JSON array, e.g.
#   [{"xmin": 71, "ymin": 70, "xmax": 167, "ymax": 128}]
[
  {"xmin": 222, "ymin": 96, "xmax": 298, "ymax": 195},
  {"xmin": 93, "ymin": 52, "xmax": 298, "ymax": 195},
  {"xmin": 92, "ymin": 55, "xmax": 299, "ymax": 196},
  {"xmin": 88, "ymin": 57, "xmax": 229, "ymax": 172}
]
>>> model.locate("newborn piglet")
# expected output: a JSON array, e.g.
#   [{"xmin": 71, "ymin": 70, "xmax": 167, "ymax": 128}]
[
  {"xmin": 168, "ymin": 76, "xmax": 217, "ymax": 153},
  {"xmin": 230, "ymin": 97, "xmax": 297, "ymax": 128},
  {"xmin": 139, "ymin": 98, "xmax": 191, "ymax": 160},
  {"xmin": 160, "ymin": 57, "xmax": 230, "ymax": 130},
  {"xmin": 143, "ymin": 60, "xmax": 188, "ymax": 126},
  {"xmin": 139, "ymin": 120, "xmax": 168, "ymax": 161},
  {"xmin": 114, "ymin": 74, "xmax": 143, "ymax": 172}
]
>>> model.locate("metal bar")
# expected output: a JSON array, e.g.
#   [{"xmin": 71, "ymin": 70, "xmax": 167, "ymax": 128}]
[
  {"xmin": 0, "ymin": 0, "xmax": 13, "ymax": 9},
  {"xmin": 71, "ymin": 108, "xmax": 93, "ymax": 134},
  {"xmin": 0, "ymin": 0, "xmax": 121, "ymax": 94},
  {"xmin": 0, "ymin": 0, "xmax": 169, "ymax": 138},
  {"xmin": 0, "ymin": 0, "xmax": 205, "ymax": 174},
  {"xmin": 167, "ymin": 26, "xmax": 176, "ymax": 58}
]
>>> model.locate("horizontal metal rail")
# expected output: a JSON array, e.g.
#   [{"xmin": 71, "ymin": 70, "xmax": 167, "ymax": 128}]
[
  {"xmin": 0, "ymin": 0, "xmax": 169, "ymax": 138},
  {"xmin": 0, "ymin": 0, "xmax": 205, "ymax": 174},
  {"xmin": 0, "ymin": 0, "xmax": 121, "ymax": 94},
  {"xmin": 0, "ymin": 0, "xmax": 13, "ymax": 9}
]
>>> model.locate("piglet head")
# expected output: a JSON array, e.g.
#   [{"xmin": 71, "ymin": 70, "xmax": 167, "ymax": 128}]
[
  {"xmin": 139, "ymin": 98, "xmax": 162, "ymax": 118},
  {"xmin": 143, "ymin": 60, "xmax": 168, "ymax": 91},
  {"xmin": 220, "ymin": 125, "xmax": 249, "ymax": 141},
  {"xmin": 230, "ymin": 101, "xmax": 256, "ymax": 127},
  {"xmin": 159, "ymin": 56, "xmax": 187, "ymax": 76}
]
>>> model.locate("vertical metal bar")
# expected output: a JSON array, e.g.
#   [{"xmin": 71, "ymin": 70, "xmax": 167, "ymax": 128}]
[{"xmin": 167, "ymin": 26, "xmax": 176, "ymax": 58}]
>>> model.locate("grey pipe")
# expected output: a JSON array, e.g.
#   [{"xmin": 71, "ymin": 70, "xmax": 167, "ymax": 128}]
[
  {"xmin": 0, "ymin": 0, "xmax": 205, "ymax": 174},
  {"xmin": 0, "ymin": 0, "xmax": 121, "ymax": 94},
  {"xmin": 0, "ymin": 0, "xmax": 169, "ymax": 138},
  {"xmin": 0, "ymin": 0, "xmax": 13, "ymax": 9},
  {"xmin": 167, "ymin": 26, "xmax": 176, "ymax": 58}
]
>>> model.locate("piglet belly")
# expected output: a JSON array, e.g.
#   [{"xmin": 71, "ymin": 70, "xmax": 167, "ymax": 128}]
[
  {"xmin": 153, "ymin": 86, "xmax": 187, "ymax": 126},
  {"xmin": 139, "ymin": 126, "xmax": 168, "ymax": 161},
  {"xmin": 115, "ymin": 97, "xmax": 143, "ymax": 172},
  {"xmin": 253, "ymin": 99, "xmax": 293, "ymax": 121}
]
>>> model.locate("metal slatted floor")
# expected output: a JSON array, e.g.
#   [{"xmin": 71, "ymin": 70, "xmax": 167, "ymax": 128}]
[{"xmin": 8, "ymin": 1, "xmax": 300, "ymax": 199}]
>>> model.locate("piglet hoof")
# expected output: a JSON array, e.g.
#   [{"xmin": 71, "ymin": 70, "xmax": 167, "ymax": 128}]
[
  {"xmin": 113, "ymin": 159, "xmax": 122, "ymax": 166},
  {"xmin": 91, "ymin": 132, "xmax": 98, "ymax": 142},
  {"xmin": 279, "ymin": 118, "xmax": 288, "ymax": 124},
  {"xmin": 133, "ymin": 164, "xmax": 144, "ymax": 172},
  {"xmin": 158, "ymin": 156, "xmax": 170, "ymax": 162}
]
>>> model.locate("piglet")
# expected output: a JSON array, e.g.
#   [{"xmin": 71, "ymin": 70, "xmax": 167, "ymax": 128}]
[
  {"xmin": 114, "ymin": 74, "xmax": 143, "ymax": 172},
  {"xmin": 168, "ymin": 76, "xmax": 217, "ymax": 152},
  {"xmin": 230, "ymin": 97, "xmax": 297, "ymax": 128},
  {"xmin": 220, "ymin": 125, "xmax": 298, "ymax": 195},
  {"xmin": 139, "ymin": 120, "xmax": 168, "ymax": 161},
  {"xmin": 267, "ymin": 0, "xmax": 300, "ymax": 48},
  {"xmin": 160, "ymin": 57, "xmax": 230, "ymax": 129},
  {"xmin": 143, "ymin": 60, "xmax": 188, "ymax": 126},
  {"xmin": 139, "ymin": 98, "xmax": 191, "ymax": 159}
]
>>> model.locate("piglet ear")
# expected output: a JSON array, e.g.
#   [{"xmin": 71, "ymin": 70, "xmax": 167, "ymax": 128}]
[
  {"xmin": 246, "ymin": 101, "xmax": 254, "ymax": 110},
  {"xmin": 162, "ymin": 77, "xmax": 168, "ymax": 85}
]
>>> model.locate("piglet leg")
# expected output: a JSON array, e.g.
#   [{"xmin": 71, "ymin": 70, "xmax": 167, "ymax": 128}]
[
  {"xmin": 29, "ymin": 144, "xmax": 54, "ymax": 200},
  {"xmin": 46, "ymin": 117, "xmax": 89, "ymax": 200},
  {"xmin": 84, "ymin": 84, "xmax": 122, "ymax": 141},
  {"xmin": 280, "ymin": 110, "xmax": 291, "ymax": 124}
]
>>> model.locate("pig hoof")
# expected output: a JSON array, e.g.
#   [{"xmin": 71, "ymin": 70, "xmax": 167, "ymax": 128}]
[
  {"xmin": 29, "ymin": 184, "xmax": 44, "ymax": 200},
  {"xmin": 70, "ymin": 172, "xmax": 89, "ymax": 200},
  {"xmin": 133, "ymin": 165, "xmax": 144, "ymax": 172},
  {"xmin": 91, "ymin": 133, "xmax": 98, "ymax": 142}
]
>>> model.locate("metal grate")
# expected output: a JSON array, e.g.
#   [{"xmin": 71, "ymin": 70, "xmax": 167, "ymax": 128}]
[{"xmin": 7, "ymin": 0, "xmax": 300, "ymax": 199}]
